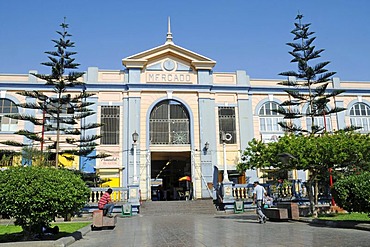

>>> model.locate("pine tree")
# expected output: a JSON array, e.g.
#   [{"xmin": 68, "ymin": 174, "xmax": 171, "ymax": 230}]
[
  {"xmin": 2, "ymin": 18, "xmax": 107, "ymax": 167},
  {"xmin": 277, "ymin": 13, "xmax": 346, "ymax": 134}
]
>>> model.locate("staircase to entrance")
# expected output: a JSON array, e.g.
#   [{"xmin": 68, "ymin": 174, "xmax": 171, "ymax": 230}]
[{"xmin": 140, "ymin": 199, "xmax": 217, "ymax": 216}]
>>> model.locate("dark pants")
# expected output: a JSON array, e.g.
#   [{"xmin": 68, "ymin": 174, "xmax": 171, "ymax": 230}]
[{"xmin": 102, "ymin": 203, "xmax": 115, "ymax": 216}]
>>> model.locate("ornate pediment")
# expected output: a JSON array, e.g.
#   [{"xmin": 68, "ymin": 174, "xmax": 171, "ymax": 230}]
[{"xmin": 122, "ymin": 43, "xmax": 216, "ymax": 71}]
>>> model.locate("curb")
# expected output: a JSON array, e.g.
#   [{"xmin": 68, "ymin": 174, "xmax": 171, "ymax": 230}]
[
  {"xmin": 296, "ymin": 218, "xmax": 370, "ymax": 232},
  {"xmin": 0, "ymin": 224, "xmax": 91, "ymax": 247},
  {"xmin": 54, "ymin": 224, "xmax": 91, "ymax": 247}
]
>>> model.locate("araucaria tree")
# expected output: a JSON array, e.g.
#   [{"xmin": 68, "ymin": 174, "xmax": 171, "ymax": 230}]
[
  {"xmin": 239, "ymin": 14, "xmax": 351, "ymax": 217},
  {"xmin": 275, "ymin": 13, "xmax": 349, "ymax": 216},
  {"xmin": 277, "ymin": 14, "xmax": 346, "ymax": 134},
  {"xmin": 2, "ymin": 19, "xmax": 106, "ymax": 167}
]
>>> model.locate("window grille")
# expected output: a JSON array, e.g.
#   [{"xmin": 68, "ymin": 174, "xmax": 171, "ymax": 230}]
[
  {"xmin": 218, "ymin": 107, "xmax": 236, "ymax": 144},
  {"xmin": 350, "ymin": 103, "xmax": 370, "ymax": 132},
  {"xmin": 101, "ymin": 106, "xmax": 120, "ymax": 145},
  {"xmin": 258, "ymin": 101, "xmax": 283, "ymax": 132},
  {"xmin": 150, "ymin": 100, "xmax": 190, "ymax": 145},
  {"xmin": 0, "ymin": 99, "xmax": 18, "ymax": 132}
]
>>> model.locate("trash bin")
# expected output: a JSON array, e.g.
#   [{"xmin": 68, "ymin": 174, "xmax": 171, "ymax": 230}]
[
  {"xmin": 121, "ymin": 203, "xmax": 132, "ymax": 217},
  {"xmin": 234, "ymin": 201, "xmax": 244, "ymax": 214}
]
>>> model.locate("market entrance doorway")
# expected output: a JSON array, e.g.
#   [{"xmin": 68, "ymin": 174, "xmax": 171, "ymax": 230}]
[{"xmin": 151, "ymin": 151, "xmax": 192, "ymax": 201}]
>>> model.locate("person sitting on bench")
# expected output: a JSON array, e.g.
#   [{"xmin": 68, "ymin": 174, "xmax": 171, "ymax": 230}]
[{"xmin": 98, "ymin": 188, "xmax": 115, "ymax": 217}]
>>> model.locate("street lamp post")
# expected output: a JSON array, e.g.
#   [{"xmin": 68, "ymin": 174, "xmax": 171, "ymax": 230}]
[
  {"xmin": 221, "ymin": 131, "xmax": 234, "ymax": 211},
  {"xmin": 221, "ymin": 132, "xmax": 231, "ymax": 182},
  {"xmin": 132, "ymin": 131, "xmax": 139, "ymax": 184},
  {"xmin": 128, "ymin": 131, "xmax": 140, "ymax": 214}
]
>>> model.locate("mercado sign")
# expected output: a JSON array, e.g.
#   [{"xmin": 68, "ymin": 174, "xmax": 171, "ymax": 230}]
[{"xmin": 146, "ymin": 72, "xmax": 192, "ymax": 83}]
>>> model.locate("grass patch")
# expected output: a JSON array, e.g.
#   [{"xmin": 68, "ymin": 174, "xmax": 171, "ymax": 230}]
[
  {"xmin": 0, "ymin": 222, "xmax": 91, "ymax": 243},
  {"xmin": 318, "ymin": 212, "xmax": 370, "ymax": 222},
  {"xmin": 0, "ymin": 225, "xmax": 22, "ymax": 235}
]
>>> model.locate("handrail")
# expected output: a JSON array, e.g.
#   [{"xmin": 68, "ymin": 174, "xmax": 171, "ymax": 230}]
[
  {"xmin": 231, "ymin": 182, "xmax": 331, "ymax": 205},
  {"xmin": 88, "ymin": 187, "xmax": 129, "ymax": 204}
]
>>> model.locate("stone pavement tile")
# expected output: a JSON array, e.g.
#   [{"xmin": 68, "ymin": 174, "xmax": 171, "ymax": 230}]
[{"xmin": 69, "ymin": 214, "xmax": 370, "ymax": 247}]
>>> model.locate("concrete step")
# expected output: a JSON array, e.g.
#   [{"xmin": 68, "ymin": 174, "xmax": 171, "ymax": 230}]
[{"xmin": 140, "ymin": 199, "xmax": 217, "ymax": 216}]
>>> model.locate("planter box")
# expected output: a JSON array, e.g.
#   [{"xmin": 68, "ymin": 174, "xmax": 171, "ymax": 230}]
[
  {"xmin": 277, "ymin": 202, "xmax": 300, "ymax": 220},
  {"xmin": 263, "ymin": 208, "xmax": 288, "ymax": 220},
  {"xmin": 92, "ymin": 210, "xmax": 117, "ymax": 229}
]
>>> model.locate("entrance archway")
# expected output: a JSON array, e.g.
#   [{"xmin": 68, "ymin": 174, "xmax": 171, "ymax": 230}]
[
  {"xmin": 148, "ymin": 99, "xmax": 192, "ymax": 201},
  {"xmin": 150, "ymin": 152, "xmax": 192, "ymax": 201}
]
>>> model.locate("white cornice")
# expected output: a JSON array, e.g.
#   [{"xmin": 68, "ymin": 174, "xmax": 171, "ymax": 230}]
[
  {"xmin": 122, "ymin": 59, "xmax": 147, "ymax": 69},
  {"xmin": 191, "ymin": 61, "xmax": 216, "ymax": 70}
]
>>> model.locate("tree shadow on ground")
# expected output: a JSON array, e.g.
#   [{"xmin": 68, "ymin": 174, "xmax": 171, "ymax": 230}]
[{"xmin": 0, "ymin": 231, "xmax": 70, "ymax": 243}]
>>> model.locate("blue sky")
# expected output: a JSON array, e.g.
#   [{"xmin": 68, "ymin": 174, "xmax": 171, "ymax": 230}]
[{"xmin": 1, "ymin": 0, "xmax": 370, "ymax": 81}]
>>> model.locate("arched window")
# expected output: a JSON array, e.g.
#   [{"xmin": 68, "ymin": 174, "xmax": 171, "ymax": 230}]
[
  {"xmin": 0, "ymin": 99, "xmax": 18, "ymax": 132},
  {"xmin": 350, "ymin": 103, "xmax": 370, "ymax": 132},
  {"xmin": 306, "ymin": 106, "xmax": 332, "ymax": 132},
  {"xmin": 259, "ymin": 101, "xmax": 283, "ymax": 132},
  {"xmin": 150, "ymin": 100, "xmax": 190, "ymax": 145}
]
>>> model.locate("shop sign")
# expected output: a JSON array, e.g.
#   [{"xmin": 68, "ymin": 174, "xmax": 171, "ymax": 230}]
[{"xmin": 101, "ymin": 156, "xmax": 119, "ymax": 166}]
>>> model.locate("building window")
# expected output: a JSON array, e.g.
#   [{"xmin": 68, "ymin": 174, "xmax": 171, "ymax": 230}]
[
  {"xmin": 218, "ymin": 107, "xmax": 236, "ymax": 144},
  {"xmin": 306, "ymin": 106, "xmax": 332, "ymax": 132},
  {"xmin": 150, "ymin": 100, "xmax": 190, "ymax": 145},
  {"xmin": 0, "ymin": 99, "xmax": 18, "ymax": 132},
  {"xmin": 259, "ymin": 101, "xmax": 283, "ymax": 132},
  {"xmin": 350, "ymin": 103, "xmax": 370, "ymax": 132},
  {"xmin": 101, "ymin": 106, "xmax": 120, "ymax": 145}
]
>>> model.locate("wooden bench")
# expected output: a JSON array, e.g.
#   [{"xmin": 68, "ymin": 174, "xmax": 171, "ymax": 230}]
[
  {"xmin": 92, "ymin": 210, "xmax": 117, "ymax": 230},
  {"xmin": 262, "ymin": 208, "xmax": 288, "ymax": 220}
]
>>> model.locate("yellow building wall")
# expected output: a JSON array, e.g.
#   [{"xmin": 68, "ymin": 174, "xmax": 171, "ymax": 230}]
[
  {"xmin": 99, "ymin": 169, "xmax": 121, "ymax": 188},
  {"xmin": 101, "ymin": 177, "xmax": 120, "ymax": 188},
  {"xmin": 59, "ymin": 154, "xmax": 78, "ymax": 169}
]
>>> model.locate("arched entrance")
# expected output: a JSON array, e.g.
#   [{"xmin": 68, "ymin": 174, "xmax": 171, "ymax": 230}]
[
  {"xmin": 149, "ymin": 100, "xmax": 192, "ymax": 201},
  {"xmin": 151, "ymin": 151, "xmax": 191, "ymax": 201}
]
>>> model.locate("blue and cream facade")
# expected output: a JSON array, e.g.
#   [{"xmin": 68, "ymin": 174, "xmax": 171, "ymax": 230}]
[{"xmin": 1, "ymin": 30, "xmax": 370, "ymax": 201}]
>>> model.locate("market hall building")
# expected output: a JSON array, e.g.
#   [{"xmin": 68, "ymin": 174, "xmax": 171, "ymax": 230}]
[{"xmin": 0, "ymin": 23, "xmax": 370, "ymax": 202}]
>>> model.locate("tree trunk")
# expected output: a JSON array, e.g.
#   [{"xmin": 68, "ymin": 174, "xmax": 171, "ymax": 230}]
[
  {"xmin": 306, "ymin": 180, "xmax": 315, "ymax": 216},
  {"xmin": 64, "ymin": 213, "xmax": 72, "ymax": 221},
  {"xmin": 313, "ymin": 179, "xmax": 319, "ymax": 218}
]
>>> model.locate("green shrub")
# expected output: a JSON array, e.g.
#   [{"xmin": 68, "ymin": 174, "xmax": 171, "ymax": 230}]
[
  {"xmin": 0, "ymin": 166, "xmax": 89, "ymax": 239},
  {"xmin": 332, "ymin": 171, "xmax": 370, "ymax": 213}
]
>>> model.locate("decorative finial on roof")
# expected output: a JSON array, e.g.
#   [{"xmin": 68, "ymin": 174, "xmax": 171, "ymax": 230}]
[{"xmin": 166, "ymin": 16, "xmax": 173, "ymax": 44}]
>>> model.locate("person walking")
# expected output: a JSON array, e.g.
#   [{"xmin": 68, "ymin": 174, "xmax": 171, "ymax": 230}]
[
  {"xmin": 253, "ymin": 181, "xmax": 267, "ymax": 223},
  {"xmin": 98, "ymin": 188, "xmax": 115, "ymax": 217}
]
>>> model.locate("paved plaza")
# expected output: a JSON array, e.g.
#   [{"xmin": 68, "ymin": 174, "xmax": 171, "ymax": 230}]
[{"xmin": 70, "ymin": 213, "xmax": 370, "ymax": 247}]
